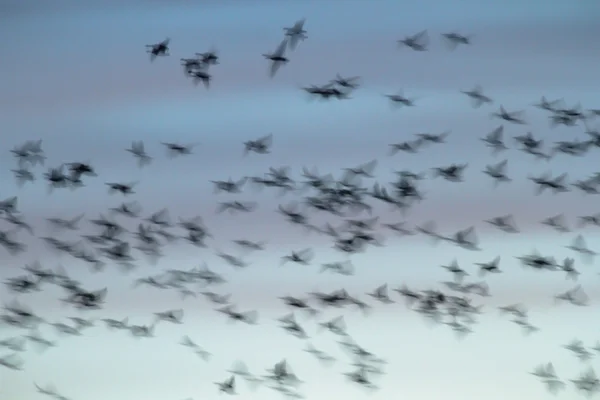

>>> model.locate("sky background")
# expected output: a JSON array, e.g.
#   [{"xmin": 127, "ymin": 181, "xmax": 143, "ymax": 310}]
[{"xmin": 1, "ymin": 0, "xmax": 600, "ymax": 399}]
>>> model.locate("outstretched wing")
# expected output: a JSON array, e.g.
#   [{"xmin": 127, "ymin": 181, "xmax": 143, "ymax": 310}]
[
  {"xmin": 270, "ymin": 61, "xmax": 282, "ymax": 78},
  {"xmin": 273, "ymin": 39, "xmax": 288, "ymax": 58}
]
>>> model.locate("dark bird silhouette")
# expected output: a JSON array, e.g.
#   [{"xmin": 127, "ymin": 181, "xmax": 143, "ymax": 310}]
[
  {"xmin": 161, "ymin": 142, "xmax": 198, "ymax": 157},
  {"xmin": 263, "ymin": 39, "xmax": 290, "ymax": 78},
  {"xmin": 146, "ymin": 38, "xmax": 170, "ymax": 61},
  {"xmin": 462, "ymin": 85, "xmax": 493, "ymax": 108},
  {"xmin": 385, "ymin": 90, "xmax": 417, "ymax": 107},
  {"xmin": 398, "ymin": 30, "xmax": 429, "ymax": 51},
  {"xmin": 244, "ymin": 134, "xmax": 273, "ymax": 155},
  {"xmin": 284, "ymin": 18, "xmax": 307, "ymax": 50},
  {"xmin": 492, "ymin": 106, "xmax": 526, "ymax": 124},
  {"xmin": 441, "ymin": 32, "xmax": 473, "ymax": 49}
]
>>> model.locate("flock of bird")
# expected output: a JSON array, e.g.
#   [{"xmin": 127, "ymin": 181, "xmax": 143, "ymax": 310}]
[{"xmin": 2, "ymin": 17, "xmax": 600, "ymax": 400}]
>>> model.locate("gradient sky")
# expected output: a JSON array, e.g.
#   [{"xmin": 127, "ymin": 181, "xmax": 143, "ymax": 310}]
[{"xmin": 1, "ymin": 0, "xmax": 600, "ymax": 399}]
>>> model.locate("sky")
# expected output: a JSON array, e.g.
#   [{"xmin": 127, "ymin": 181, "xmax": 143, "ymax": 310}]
[{"xmin": 1, "ymin": 0, "xmax": 600, "ymax": 399}]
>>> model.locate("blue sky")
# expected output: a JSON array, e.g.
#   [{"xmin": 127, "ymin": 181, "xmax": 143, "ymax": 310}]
[{"xmin": 1, "ymin": 0, "xmax": 600, "ymax": 399}]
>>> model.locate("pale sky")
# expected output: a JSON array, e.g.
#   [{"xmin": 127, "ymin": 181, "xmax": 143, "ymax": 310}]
[{"xmin": 1, "ymin": 0, "xmax": 600, "ymax": 399}]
